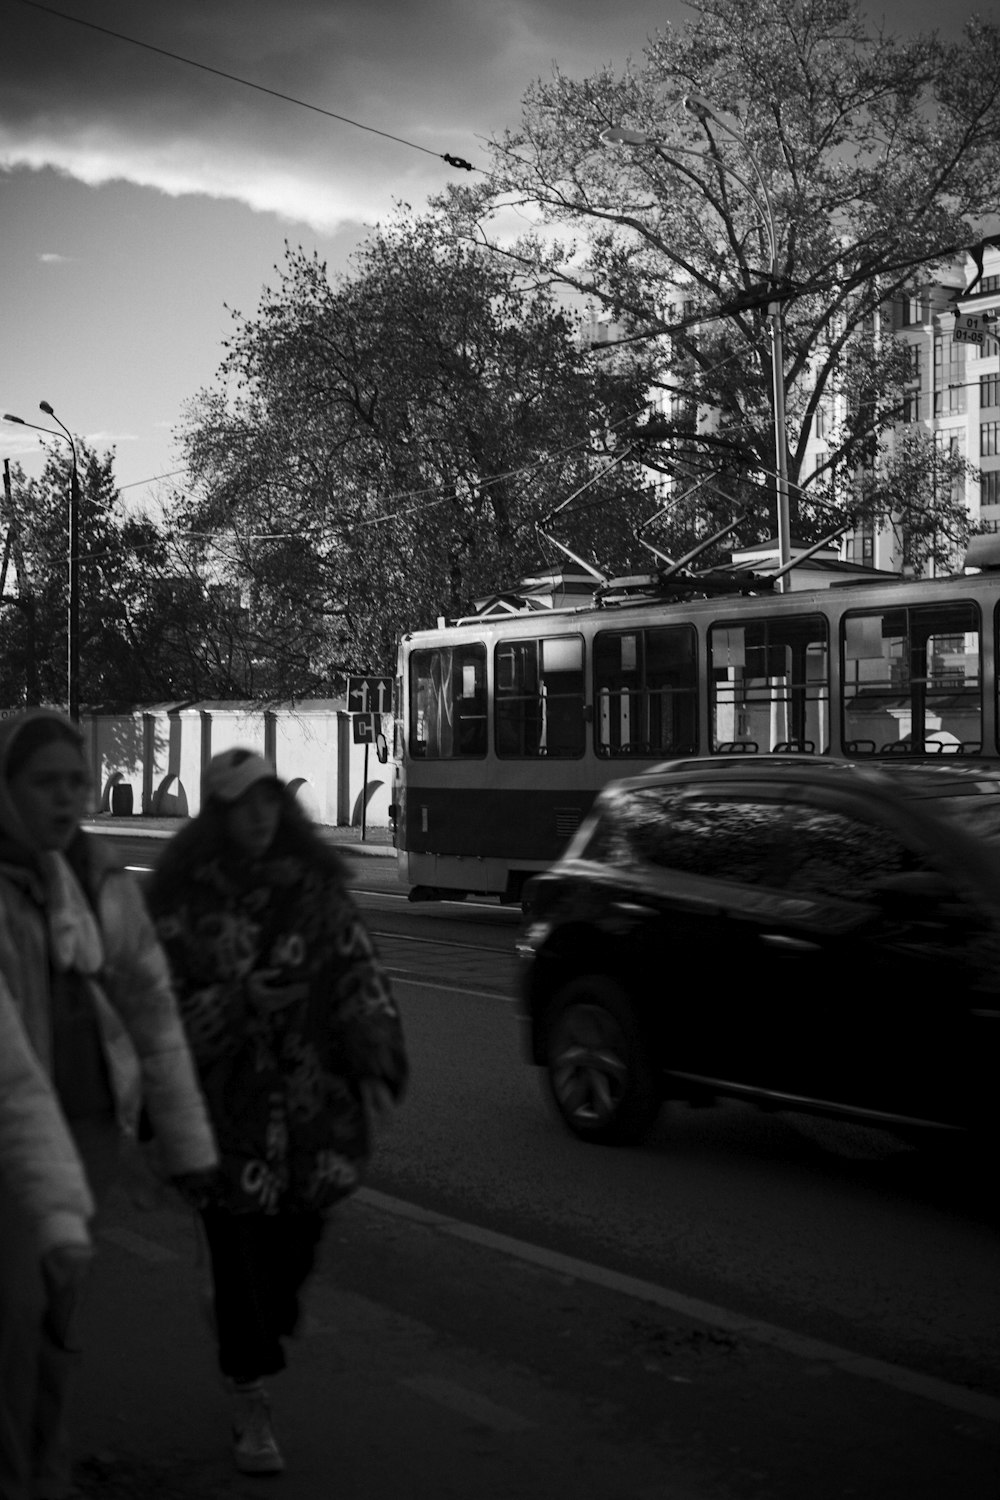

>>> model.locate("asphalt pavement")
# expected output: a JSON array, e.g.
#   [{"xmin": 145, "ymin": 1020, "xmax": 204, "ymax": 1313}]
[
  {"xmin": 67, "ymin": 1173, "xmax": 999, "ymax": 1500},
  {"xmin": 71, "ymin": 1182, "xmax": 713, "ymax": 1500}
]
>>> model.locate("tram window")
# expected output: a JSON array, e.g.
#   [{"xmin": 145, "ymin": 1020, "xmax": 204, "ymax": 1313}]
[
  {"xmin": 409, "ymin": 643, "xmax": 487, "ymax": 758},
  {"xmin": 593, "ymin": 626, "xmax": 697, "ymax": 757},
  {"xmin": 495, "ymin": 635, "xmax": 585, "ymax": 757},
  {"xmin": 842, "ymin": 602, "xmax": 980, "ymax": 754},
  {"xmin": 709, "ymin": 615, "xmax": 828, "ymax": 754}
]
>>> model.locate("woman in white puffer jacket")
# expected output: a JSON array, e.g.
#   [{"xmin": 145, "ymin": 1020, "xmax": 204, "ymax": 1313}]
[
  {"xmin": 0, "ymin": 980, "xmax": 94, "ymax": 1255},
  {"xmin": 0, "ymin": 708, "xmax": 218, "ymax": 1500}
]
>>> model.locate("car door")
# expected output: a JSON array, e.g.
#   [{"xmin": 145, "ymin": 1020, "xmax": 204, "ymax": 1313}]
[
  {"xmin": 608, "ymin": 783, "xmax": 845, "ymax": 1090},
  {"xmin": 583, "ymin": 781, "xmax": 753, "ymax": 1074},
  {"xmin": 763, "ymin": 795, "xmax": 998, "ymax": 1125}
]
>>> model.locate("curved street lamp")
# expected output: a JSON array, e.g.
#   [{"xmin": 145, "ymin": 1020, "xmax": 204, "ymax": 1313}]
[
  {"xmin": 600, "ymin": 102, "xmax": 792, "ymax": 588},
  {"xmin": 3, "ymin": 403, "xmax": 81, "ymax": 720}
]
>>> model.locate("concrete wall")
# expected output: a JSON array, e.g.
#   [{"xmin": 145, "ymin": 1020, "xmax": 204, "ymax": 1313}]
[{"xmin": 82, "ymin": 699, "xmax": 392, "ymax": 828}]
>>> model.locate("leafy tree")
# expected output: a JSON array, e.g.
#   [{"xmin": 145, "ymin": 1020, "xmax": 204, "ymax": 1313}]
[
  {"xmin": 175, "ymin": 215, "xmax": 652, "ymax": 683},
  {"xmin": 0, "ymin": 443, "xmax": 229, "ymax": 708},
  {"xmin": 859, "ymin": 428, "xmax": 981, "ymax": 576},
  {"xmin": 3, "ymin": 444, "xmax": 143, "ymax": 706},
  {"xmin": 438, "ymin": 0, "xmax": 1000, "ymax": 554}
]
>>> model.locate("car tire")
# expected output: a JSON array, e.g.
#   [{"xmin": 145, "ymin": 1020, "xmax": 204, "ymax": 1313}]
[{"xmin": 542, "ymin": 976, "xmax": 660, "ymax": 1145}]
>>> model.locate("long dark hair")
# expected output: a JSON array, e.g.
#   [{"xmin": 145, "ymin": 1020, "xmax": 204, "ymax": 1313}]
[{"xmin": 148, "ymin": 782, "xmax": 349, "ymax": 900}]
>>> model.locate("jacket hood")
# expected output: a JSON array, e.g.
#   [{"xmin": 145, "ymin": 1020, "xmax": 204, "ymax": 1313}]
[{"xmin": 0, "ymin": 709, "xmax": 87, "ymax": 861}]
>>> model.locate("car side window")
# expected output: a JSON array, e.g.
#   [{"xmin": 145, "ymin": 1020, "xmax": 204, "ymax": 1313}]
[
  {"xmin": 781, "ymin": 806, "xmax": 916, "ymax": 900},
  {"xmin": 593, "ymin": 785, "xmax": 942, "ymax": 900},
  {"xmin": 593, "ymin": 786, "xmax": 795, "ymax": 885},
  {"xmin": 786, "ymin": 804, "xmax": 994, "ymax": 945}
]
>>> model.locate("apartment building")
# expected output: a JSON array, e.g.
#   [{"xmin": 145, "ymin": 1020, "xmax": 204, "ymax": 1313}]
[
  {"xmin": 580, "ymin": 243, "xmax": 1000, "ymax": 576},
  {"xmin": 805, "ymin": 244, "xmax": 1000, "ymax": 573}
]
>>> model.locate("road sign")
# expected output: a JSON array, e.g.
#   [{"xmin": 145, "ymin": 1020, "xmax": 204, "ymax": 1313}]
[
  {"xmin": 954, "ymin": 313, "xmax": 986, "ymax": 346},
  {"xmin": 352, "ymin": 713, "xmax": 379, "ymax": 744},
  {"xmin": 346, "ymin": 675, "xmax": 393, "ymax": 714}
]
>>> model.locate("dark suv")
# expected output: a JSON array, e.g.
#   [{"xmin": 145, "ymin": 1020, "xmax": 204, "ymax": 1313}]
[{"xmin": 518, "ymin": 758, "xmax": 1000, "ymax": 1146}]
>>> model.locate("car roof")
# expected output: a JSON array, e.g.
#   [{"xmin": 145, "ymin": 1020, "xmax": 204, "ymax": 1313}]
[{"xmin": 608, "ymin": 755, "xmax": 1000, "ymax": 806}]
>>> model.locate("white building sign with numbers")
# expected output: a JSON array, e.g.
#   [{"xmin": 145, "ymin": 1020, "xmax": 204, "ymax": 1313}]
[{"xmin": 954, "ymin": 313, "xmax": 985, "ymax": 346}]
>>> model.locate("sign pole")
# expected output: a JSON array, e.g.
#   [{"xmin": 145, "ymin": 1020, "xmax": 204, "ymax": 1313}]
[{"xmin": 361, "ymin": 741, "xmax": 369, "ymax": 843}]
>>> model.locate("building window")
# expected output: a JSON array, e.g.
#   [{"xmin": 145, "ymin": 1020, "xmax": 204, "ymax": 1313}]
[
  {"xmin": 935, "ymin": 431, "xmax": 966, "ymax": 504},
  {"xmin": 982, "ymin": 470, "xmax": 1000, "ymax": 506},
  {"xmin": 902, "ymin": 391, "xmax": 920, "ymax": 423},
  {"xmin": 933, "ymin": 332, "xmax": 967, "ymax": 414},
  {"xmin": 846, "ymin": 528, "xmax": 875, "ymax": 567},
  {"xmin": 982, "ymin": 423, "xmax": 1000, "ymax": 459},
  {"xmin": 904, "ymin": 344, "xmax": 922, "ymax": 381},
  {"xmin": 899, "ymin": 294, "xmax": 923, "ymax": 327},
  {"xmin": 981, "ymin": 374, "xmax": 1000, "ymax": 410}
]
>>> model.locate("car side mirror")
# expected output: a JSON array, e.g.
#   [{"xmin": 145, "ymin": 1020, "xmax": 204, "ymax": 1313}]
[{"xmin": 375, "ymin": 733, "xmax": 388, "ymax": 764}]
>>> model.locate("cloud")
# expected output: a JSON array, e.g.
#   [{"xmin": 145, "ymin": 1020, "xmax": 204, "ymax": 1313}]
[
  {"xmin": 86, "ymin": 429, "xmax": 137, "ymax": 446},
  {"xmin": 1, "ymin": 0, "xmax": 542, "ymax": 232},
  {"xmin": 0, "ymin": 0, "xmax": 672, "ymax": 233},
  {"xmin": 4, "ymin": 0, "xmax": 969, "ymax": 236},
  {"xmin": 38, "ymin": 251, "xmax": 73, "ymax": 262}
]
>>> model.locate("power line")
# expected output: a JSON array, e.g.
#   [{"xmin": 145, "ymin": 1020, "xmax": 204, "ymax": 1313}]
[
  {"xmin": 118, "ymin": 469, "xmax": 188, "ymax": 491},
  {"xmin": 12, "ymin": 0, "xmax": 476, "ymax": 172}
]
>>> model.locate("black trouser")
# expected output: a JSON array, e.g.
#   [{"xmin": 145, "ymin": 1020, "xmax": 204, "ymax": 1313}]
[{"xmin": 199, "ymin": 1209, "xmax": 324, "ymax": 1382}]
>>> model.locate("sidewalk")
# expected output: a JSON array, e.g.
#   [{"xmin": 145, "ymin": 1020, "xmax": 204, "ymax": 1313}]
[
  {"xmin": 84, "ymin": 813, "xmax": 397, "ymax": 858},
  {"xmin": 68, "ymin": 1182, "xmax": 999, "ymax": 1500},
  {"xmin": 70, "ymin": 1188, "xmax": 711, "ymax": 1500}
]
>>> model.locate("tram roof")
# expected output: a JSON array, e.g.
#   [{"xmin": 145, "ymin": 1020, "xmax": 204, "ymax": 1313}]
[
  {"xmin": 447, "ymin": 557, "xmax": 896, "ymax": 626},
  {"xmin": 408, "ymin": 568, "xmax": 1000, "ymax": 643}
]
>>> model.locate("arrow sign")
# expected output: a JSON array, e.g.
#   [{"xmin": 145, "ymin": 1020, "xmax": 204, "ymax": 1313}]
[{"xmin": 347, "ymin": 675, "xmax": 393, "ymax": 714}]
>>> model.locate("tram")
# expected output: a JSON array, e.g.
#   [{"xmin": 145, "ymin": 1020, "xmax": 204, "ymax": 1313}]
[{"xmin": 391, "ymin": 545, "xmax": 997, "ymax": 901}]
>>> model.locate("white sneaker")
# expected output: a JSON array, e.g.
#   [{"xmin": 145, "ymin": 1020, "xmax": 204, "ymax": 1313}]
[{"xmin": 232, "ymin": 1388, "xmax": 285, "ymax": 1475}]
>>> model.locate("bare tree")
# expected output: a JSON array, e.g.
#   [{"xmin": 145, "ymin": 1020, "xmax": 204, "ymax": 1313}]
[{"xmin": 437, "ymin": 0, "xmax": 1000, "ymax": 548}]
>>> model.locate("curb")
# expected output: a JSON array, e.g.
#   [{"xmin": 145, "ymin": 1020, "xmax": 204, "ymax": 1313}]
[{"xmin": 82, "ymin": 820, "xmax": 397, "ymax": 858}]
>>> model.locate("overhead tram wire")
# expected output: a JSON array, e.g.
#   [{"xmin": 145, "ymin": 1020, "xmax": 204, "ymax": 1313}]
[{"xmin": 12, "ymin": 0, "xmax": 476, "ymax": 173}]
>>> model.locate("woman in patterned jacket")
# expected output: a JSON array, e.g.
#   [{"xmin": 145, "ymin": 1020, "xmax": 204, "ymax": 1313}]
[
  {"xmin": 0, "ymin": 708, "xmax": 218, "ymax": 1500},
  {"xmin": 146, "ymin": 748, "xmax": 407, "ymax": 1478}
]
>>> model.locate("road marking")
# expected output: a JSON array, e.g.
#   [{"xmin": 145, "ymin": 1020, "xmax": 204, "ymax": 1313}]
[
  {"xmin": 383, "ymin": 971, "xmax": 510, "ymax": 1000},
  {"xmin": 357, "ymin": 1187, "xmax": 1000, "ymax": 1425},
  {"xmin": 400, "ymin": 1374, "xmax": 535, "ymax": 1432},
  {"xmin": 99, "ymin": 1226, "xmax": 180, "ymax": 1264}
]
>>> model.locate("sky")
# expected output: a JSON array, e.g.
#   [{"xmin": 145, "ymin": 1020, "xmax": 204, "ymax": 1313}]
[{"xmin": 0, "ymin": 0, "xmax": 990, "ymax": 517}]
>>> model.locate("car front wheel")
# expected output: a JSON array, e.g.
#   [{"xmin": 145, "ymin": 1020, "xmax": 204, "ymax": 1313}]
[{"xmin": 542, "ymin": 977, "xmax": 660, "ymax": 1145}]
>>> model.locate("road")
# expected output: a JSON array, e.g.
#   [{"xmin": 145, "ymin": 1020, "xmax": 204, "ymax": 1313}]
[{"xmin": 70, "ymin": 827, "xmax": 1000, "ymax": 1498}]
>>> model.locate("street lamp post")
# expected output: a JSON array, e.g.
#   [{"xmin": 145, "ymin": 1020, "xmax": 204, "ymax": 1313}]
[
  {"xmin": 600, "ymin": 103, "xmax": 793, "ymax": 588},
  {"xmin": 2, "ymin": 404, "xmax": 81, "ymax": 720}
]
